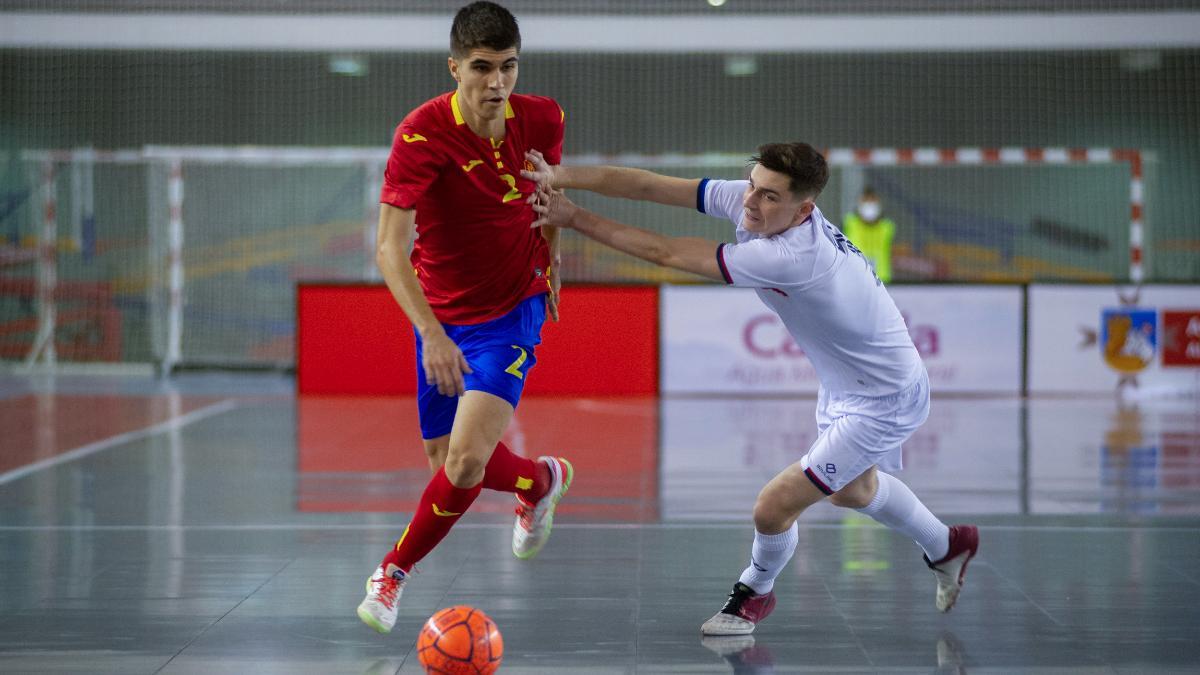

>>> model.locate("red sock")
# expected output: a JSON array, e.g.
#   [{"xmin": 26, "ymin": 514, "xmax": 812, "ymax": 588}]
[
  {"xmin": 381, "ymin": 467, "xmax": 481, "ymax": 574},
  {"xmin": 481, "ymin": 441, "xmax": 550, "ymax": 503}
]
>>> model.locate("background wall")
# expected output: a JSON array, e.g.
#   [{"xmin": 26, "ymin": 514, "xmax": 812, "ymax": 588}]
[
  {"xmin": 3, "ymin": 49, "xmax": 1196, "ymax": 280},
  {"xmin": 1, "ymin": 4, "xmax": 1197, "ymax": 368}
]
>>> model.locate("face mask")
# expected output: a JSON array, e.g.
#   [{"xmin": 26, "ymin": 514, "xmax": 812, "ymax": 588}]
[{"xmin": 858, "ymin": 201, "xmax": 881, "ymax": 221}]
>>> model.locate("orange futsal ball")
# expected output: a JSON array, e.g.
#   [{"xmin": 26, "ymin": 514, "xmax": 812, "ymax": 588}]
[{"xmin": 417, "ymin": 605, "xmax": 504, "ymax": 674}]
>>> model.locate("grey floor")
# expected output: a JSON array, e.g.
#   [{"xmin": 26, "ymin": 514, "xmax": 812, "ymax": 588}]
[{"xmin": 1, "ymin": 372, "xmax": 1198, "ymax": 674}]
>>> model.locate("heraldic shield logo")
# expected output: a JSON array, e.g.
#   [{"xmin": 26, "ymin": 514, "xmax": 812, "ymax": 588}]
[{"xmin": 1102, "ymin": 308, "xmax": 1157, "ymax": 373}]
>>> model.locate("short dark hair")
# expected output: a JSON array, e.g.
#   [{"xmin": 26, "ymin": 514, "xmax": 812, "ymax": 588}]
[
  {"xmin": 750, "ymin": 142, "xmax": 829, "ymax": 200},
  {"xmin": 450, "ymin": 2, "xmax": 521, "ymax": 59}
]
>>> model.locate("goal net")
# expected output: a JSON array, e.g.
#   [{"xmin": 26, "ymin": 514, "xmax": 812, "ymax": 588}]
[
  {"xmin": 562, "ymin": 147, "xmax": 1144, "ymax": 285},
  {"xmin": 1, "ymin": 145, "xmax": 1144, "ymax": 369}
]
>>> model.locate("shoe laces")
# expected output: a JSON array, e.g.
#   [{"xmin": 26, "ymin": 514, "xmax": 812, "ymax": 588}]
[
  {"xmin": 373, "ymin": 576, "xmax": 400, "ymax": 610},
  {"xmin": 720, "ymin": 583, "xmax": 754, "ymax": 615},
  {"xmin": 514, "ymin": 498, "xmax": 535, "ymax": 532}
]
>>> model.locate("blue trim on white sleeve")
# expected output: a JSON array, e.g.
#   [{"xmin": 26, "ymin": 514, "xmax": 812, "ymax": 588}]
[
  {"xmin": 696, "ymin": 178, "xmax": 710, "ymax": 214},
  {"xmin": 716, "ymin": 243, "xmax": 733, "ymax": 284}
]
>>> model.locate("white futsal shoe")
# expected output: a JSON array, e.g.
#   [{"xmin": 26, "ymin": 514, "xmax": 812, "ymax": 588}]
[
  {"xmin": 924, "ymin": 524, "xmax": 980, "ymax": 612},
  {"xmin": 700, "ymin": 582, "xmax": 777, "ymax": 636},
  {"xmin": 357, "ymin": 564, "xmax": 407, "ymax": 634},
  {"xmin": 512, "ymin": 456, "xmax": 574, "ymax": 559}
]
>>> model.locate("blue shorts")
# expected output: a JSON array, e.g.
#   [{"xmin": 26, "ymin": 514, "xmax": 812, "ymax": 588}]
[{"xmin": 415, "ymin": 293, "xmax": 547, "ymax": 439}]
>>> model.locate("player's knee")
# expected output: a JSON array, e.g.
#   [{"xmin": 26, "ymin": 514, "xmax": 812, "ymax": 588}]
[
  {"xmin": 443, "ymin": 452, "xmax": 486, "ymax": 488},
  {"xmin": 752, "ymin": 496, "xmax": 791, "ymax": 533}
]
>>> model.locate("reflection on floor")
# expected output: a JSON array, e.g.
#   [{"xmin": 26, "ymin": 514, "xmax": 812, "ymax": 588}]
[
  {"xmin": 297, "ymin": 396, "xmax": 659, "ymax": 521},
  {"xmin": 1, "ymin": 373, "xmax": 1198, "ymax": 673}
]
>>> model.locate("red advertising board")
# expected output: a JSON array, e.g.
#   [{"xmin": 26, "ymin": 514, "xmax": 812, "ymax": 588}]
[
  {"xmin": 1162, "ymin": 310, "xmax": 1200, "ymax": 367},
  {"xmin": 297, "ymin": 283, "xmax": 659, "ymax": 395}
]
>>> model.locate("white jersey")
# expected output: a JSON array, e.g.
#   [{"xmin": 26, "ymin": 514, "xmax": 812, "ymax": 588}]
[{"xmin": 700, "ymin": 178, "xmax": 922, "ymax": 396}]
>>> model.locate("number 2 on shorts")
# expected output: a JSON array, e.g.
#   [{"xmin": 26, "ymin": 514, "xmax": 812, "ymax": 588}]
[{"xmin": 505, "ymin": 345, "xmax": 528, "ymax": 379}]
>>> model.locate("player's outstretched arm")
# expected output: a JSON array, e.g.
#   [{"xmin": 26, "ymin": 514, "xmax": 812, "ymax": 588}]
[
  {"xmin": 539, "ymin": 223, "xmax": 562, "ymax": 321},
  {"xmin": 532, "ymin": 189, "xmax": 723, "ymax": 282},
  {"xmin": 522, "ymin": 149, "xmax": 699, "ymax": 209},
  {"xmin": 376, "ymin": 204, "xmax": 472, "ymax": 396}
]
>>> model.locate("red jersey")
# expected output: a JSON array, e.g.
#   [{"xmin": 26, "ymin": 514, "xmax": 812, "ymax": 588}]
[{"xmin": 380, "ymin": 91, "xmax": 565, "ymax": 325}]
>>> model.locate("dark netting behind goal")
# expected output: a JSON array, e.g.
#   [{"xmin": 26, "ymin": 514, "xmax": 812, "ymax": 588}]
[{"xmin": 2, "ymin": 2, "xmax": 1198, "ymax": 367}]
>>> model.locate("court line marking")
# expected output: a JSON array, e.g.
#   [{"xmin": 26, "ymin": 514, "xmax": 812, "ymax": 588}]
[
  {"xmin": 1, "ymin": 522, "xmax": 1199, "ymax": 532},
  {"xmin": 0, "ymin": 398, "xmax": 239, "ymax": 486}
]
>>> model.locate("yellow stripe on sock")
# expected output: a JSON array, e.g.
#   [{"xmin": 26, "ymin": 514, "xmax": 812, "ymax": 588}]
[{"xmin": 515, "ymin": 476, "xmax": 533, "ymax": 491}]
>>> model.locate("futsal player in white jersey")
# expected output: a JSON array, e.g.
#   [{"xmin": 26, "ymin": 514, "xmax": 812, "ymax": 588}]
[{"xmin": 523, "ymin": 142, "xmax": 979, "ymax": 635}]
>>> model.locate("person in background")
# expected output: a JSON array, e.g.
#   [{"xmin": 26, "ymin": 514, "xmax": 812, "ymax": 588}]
[{"xmin": 841, "ymin": 187, "xmax": 895, "ymax": 283}]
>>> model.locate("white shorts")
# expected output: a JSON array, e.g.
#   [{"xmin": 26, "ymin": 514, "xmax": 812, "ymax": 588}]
[{"xmin": 800, "ymin": 366, "xmax": 930, "ymax": 495}]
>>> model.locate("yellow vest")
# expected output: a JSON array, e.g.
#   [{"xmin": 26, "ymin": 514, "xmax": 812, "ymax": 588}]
[{"xmin": 842, "ymin": 213, "xmax": 895, "ymax": 283}]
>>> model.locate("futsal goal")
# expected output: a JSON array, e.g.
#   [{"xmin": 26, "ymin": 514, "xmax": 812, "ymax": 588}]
[{"xmin": 1, "ymin": 145, "xmax": 1145, "ymax": 371}]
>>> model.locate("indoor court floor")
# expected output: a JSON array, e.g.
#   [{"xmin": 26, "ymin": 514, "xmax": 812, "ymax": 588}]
[{"xmin": 1, "ymin": 372, "xmax": 1198, "ymax": 674}]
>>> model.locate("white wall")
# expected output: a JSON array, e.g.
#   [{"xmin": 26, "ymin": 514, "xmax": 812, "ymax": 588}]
[
  {"xmin": 661, "ymin": 284, "xmax": 1023, "ymax": 395},
  {"xmin": 4, "ymin": 12, "xmax": 1200, "ymax": 51},
  {"xmin": 1028, "ymin": 285, "xmax": 1200, "ymax": 395}
]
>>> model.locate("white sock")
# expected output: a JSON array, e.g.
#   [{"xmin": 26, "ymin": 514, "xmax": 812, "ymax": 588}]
[
  {"xmin": 737, "ymin": 522, "xmax": 798, "ymax": 595},
  {"xmin": 856, "ymin": 472, "xmax": 950, "ymax": 562}
]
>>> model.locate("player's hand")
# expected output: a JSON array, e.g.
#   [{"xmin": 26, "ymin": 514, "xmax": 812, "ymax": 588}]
[
  {"xmin": 522, "ymin": 150, "xmax": 555, "ymax": 202},
  {"xmin": 546, "ymin": 264, "xmax": 561, "ymax": 322},
  {"xmin": 420, "ymin": 328, "xmax": 472, "ymax": 397},
  {"xmin": 530, "ymin": 188, "xmax": 580, "ymax": 229}
]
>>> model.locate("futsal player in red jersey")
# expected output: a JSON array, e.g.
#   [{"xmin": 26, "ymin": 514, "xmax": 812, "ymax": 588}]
[{"xmin": 357, "ymin": 1, "xmax": 573, "ymax": 634}]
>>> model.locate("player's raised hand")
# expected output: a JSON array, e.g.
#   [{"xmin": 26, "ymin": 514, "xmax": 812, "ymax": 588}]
[
  {"xmin": 522, "ymin": 150, "xmax": 555, "ymax": 203},
  {"xmin": 420, "ymin": 329, "xmax": 472, "ymax": 397},
  {"xmin": 530, "ymin": 188, "xmax": 580, "ymax": 229}
]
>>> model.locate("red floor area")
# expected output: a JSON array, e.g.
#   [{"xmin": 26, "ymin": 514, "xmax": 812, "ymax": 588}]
[{"xmin": 0, "ymin": 394, "xmax": 226, "ymax": 474}]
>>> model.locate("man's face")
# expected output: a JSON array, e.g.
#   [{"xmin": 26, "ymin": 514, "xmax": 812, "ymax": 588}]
[
  {"xmin": 448, "ymin": 47, "xmax": 519, "ymax": 122},
  {"xmin": 742, "ymin": 164, "xmax": 813, "ymax": 237}
]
